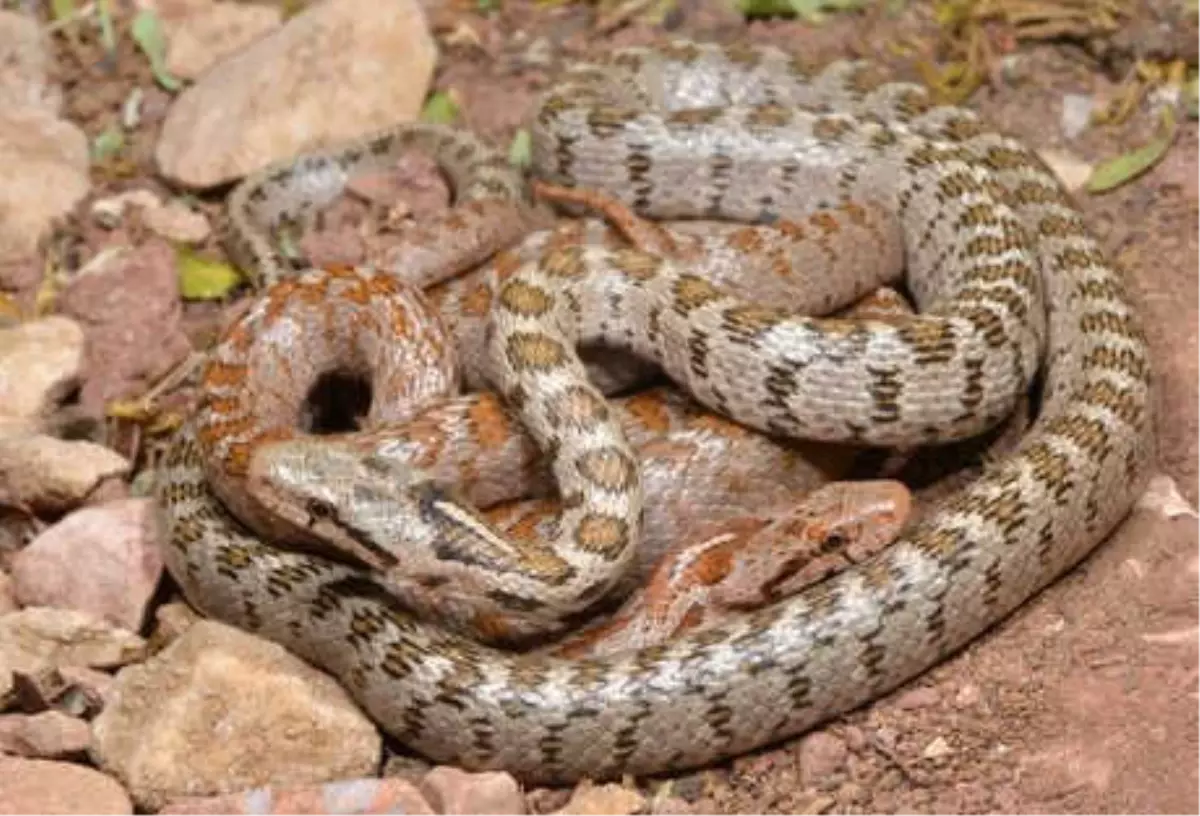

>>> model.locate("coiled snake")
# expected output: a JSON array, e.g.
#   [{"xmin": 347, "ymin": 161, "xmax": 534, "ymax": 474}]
[{"xmin": 156, "ymin": 41, "xmax": 1156, "ymax": 783}]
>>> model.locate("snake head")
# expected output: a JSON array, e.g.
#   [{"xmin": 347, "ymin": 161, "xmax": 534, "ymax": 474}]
[
  {"xmin": 247, "ymin": 438, "xmax": 444, "ymax": 574},
  {"xmin": 248, "ymin": 436, "xmax": 561, "ymax": 641}
]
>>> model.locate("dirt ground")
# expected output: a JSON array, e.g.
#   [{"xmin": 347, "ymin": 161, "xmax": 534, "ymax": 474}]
[{"xmin": 16, "ymin": 0, "xmax": 1200, "ymax": 812}]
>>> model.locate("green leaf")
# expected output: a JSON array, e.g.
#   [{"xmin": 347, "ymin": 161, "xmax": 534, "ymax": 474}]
[
  {"xmin": 281, "ymin": 0, "xmax": 309, "ymax": 19},
  {"xmin": 1185, "ymin": 73, "xmax": 1198, "ymax": 120},
  {"xmin": 131, "ymin": 9, "xmax": 183, "ymax": 92},
  {"xmin": 508, "ymin": 129, "xmax": 532, "ymax": 169},
  {"xmin": 50, "ymin": 0, "xmax": 77, "ymax": 23},
  {"xmin": 1086, "ymin": 108, "xmax": 1179, "ymax": 194},
  {"xmin": 129, "ymin": 468, "xmax": 158, "ymax": 498},
  {"xmin": 176, "ymin": 248, "xmax": 243, "ymax": 300},
  {"xmin": 736, "ymin": 0, "xmax": 799, "ymax": 17},
  {"xmin": 275, "ymin": 224, "xmax": 304, "ymax": 264},
  {"xmin": 90, "ymin": 125, "xmax": 125, "ymax": 162},
  {"xmin": 420, "ymin": 91, "xmax": 460, "ymax": 124},
  {"xmin": 737, "ymin": 0, "xmax": 867, "ymax": 21},
  {"xmin": 96, "ymin": 0, "xmax": 117, "ymax": 55}
]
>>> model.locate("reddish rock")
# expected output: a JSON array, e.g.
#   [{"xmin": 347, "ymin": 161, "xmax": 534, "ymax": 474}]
[
  {"xmin": 162, "ymin": 778, "xmax": 435, "ymax": 814},
  {"xmin": 10, "ymin": 498, "xmax": 162, "ymax": 629},
  {"xmin": 0, "ymin": 757, "xmax": 132, "ymax": 814},
  {"xmin": 419, "ymin": 766, "xmax": 526, "ymax": 814},
  {"xmin": 57, "ymin": 239, "xmax": 191, "ymax": 413},
  {"xmin": 0, "ymin": 710, "xmax": 91, "ymax": 758}
]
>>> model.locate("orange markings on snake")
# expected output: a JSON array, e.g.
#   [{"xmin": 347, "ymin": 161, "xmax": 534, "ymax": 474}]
[{"xmin": 467, "ymin": 395, "xmax": 517, "ymax": 451}]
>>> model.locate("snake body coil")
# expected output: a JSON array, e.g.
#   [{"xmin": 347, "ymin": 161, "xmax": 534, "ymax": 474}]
[{"xmin": 157, "ymin": 42, "xmax": 1156, "ymax": 784}]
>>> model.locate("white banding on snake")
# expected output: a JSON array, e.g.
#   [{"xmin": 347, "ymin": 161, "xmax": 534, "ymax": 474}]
[{"xmin": 156, "ymin": 40, "xmax": 1156, "ymax": 783}]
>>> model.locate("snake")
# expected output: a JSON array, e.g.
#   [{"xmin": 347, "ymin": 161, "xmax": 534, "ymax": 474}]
[
  {"xmin": 550, "ymin": 478, "xmax": 912, "ymax": 659},
  {"xmin": 200, "ymin": 185, "xmax": 915, "ymax": 642},
  {"xmin": 155, "ymin": 40, "xmax": 1156, "ymax": 784}
]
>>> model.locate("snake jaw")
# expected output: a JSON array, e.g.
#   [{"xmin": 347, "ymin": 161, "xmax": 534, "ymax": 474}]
[{"xmin": 245, "ymin": 439, "xmax": 410, "ymax": 572}]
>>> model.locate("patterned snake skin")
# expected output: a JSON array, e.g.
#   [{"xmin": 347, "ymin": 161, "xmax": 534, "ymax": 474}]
[{"xmin": 156, "ymin": 41, "xmax": 1156, "ymax": 783}]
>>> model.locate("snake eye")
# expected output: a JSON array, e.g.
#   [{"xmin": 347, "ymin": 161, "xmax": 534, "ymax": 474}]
[
  {"xmin": 305, "ymin": 498, "xmax": 337, "ymax": 522},
  {"xmin": 821, "ymin": 530, "xmax": 847, "ymax": 552}
]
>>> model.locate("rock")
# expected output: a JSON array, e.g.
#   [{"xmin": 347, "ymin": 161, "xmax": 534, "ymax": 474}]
[
  {"xmin": 833, "ymin": 782, "xmax": 866, "ymax": 808},
  {"xmin": 0, "ymin": 108, "xmax": 90, "ymax": 264},
  {"xmin": 1136, "ymin": 473, "xmax": 1198, "ymax": 519},
  {"xmin": 58, "ymin": 240, "xmax": 192, "ymax": 412},
  {"xmin": 649, "ymin": 795, "xmax": 694, "ymax": 814},
  {"xmin": 556, "ymin": 780, "xmax": 643, "ymax": 815},
  {"xmin": 0, "ymin": 710, "xmax": 91, "ymax": 758},
  {"xmin": 1038, "ymin": 148, "xmax": 1094, "ymax": 193},
  {"xmin": 90, "ymin": 621, "xmax": 380, "ymax": 811},
  {"xmin": 151, "ymin": 601, "xmax": 202, "ymax": 646},
  {"xmin": 841, "ymin": 726, "xmax": 867, "ymax": 753},
  {"xmin": 0, "ymin": 13, "xmax": 90, "ymax": 267},
  {"xmin": 1060, "ymin": 93, "xmax": 1095, "ymax": 140},
  {"xmin": 0, "ymin": 256, "xmax": 39, "ymax": 297},
  {"xmin": 0, "ymin": 608, "xmax": 146, "ymax": 686},
  {"xmin": 0, "ymin": 316, "xmax": 85, "ymax": 439},
  {"xmin": 143, "ymin": 199, "xmax": 212, "ymax": 243},
  {"xmin": 380, "ymin": 751, "xmax": 431, "ymax": 782},
  {"xmin": 10, "ymin": 499, "xmax": 163, "ymax": 629},
  {"xmin": 0, "ymin": 756, "xmax": 132, "ymax": 814},
  {"xmin": 954, "ymin": 683, "xmax": 981, "ymax": 708},
  {"xmin": 90, "ymin": 189, "xmax": 162, "ymax": 228},
  {"xmin": 345, "ymin": 151, "xmax": 450, "ymax": 212},
  {"xmin": 159, "ymin": 0, "xmax": 284, "ymax": 80},
  {"xmin": 872, "ymin": 726, "xmax": 898, "ymax": 752},
  {"xmin": 12, "ymin": 664, "xmax": 113, "ymax": 718},
  {"xmin": 419, "ymin": 766, "xmax": 525, "ymax": 814},
  {"xmin": 894, "ymin": 686, "xmax": 940, "ymax": 710},
  {"xmin": 58, "ymin": 666, "xmax": 115, "ymax": 714},
  {"xmin": 0, "ymin": 435, "xmax": 130, "ymax": 514},
  {"xmin": 922, "ymin": 736, "xmax": 953, "ymax": 760},
  {"xmin": 524, "ymin": 788, "xmax": 572, "ymax": 813},
  {"xmin": 1019, "ymin": 743, "xmax": 1117, "ymax": 806},
  {"xmin": 90, "ymin": 190, "xmax": 212, "ymax": 244},
  {"xmin": 0, "ymin": 11, "xmax": 62, "ymax": 113},
  {"xmin": 157, "ymin": 0, "xmax": 437, "ymax": 188},
  {"xmin": 795, "ymin": 731, "xmax": 848, "ymax": 786},
  {"xmin": 161, "ymin": 778, "xmax": 435, "ymax": 815}
]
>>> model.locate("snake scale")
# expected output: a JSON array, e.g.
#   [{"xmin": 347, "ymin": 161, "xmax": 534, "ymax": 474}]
[{"xmin": 156, "ymin": 41, "xmax": 1156, "ymax": 783}]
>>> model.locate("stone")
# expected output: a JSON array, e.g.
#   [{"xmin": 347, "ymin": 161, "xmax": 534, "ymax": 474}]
[
  {"xmin": 157, "ymin": 0, "xmax": 437, "ymax": 188},
  {"xmin": 0, "ymin": 12, "xmax": 89, "ymax": 267},
  {"xmin": 0, "ymin": 317, "xmax": 85, "ymax": 439},
  {"xmin": 159, "ymin": 777, "xmax": 436, "ymax": 816},
  {"xmin": 0, "ymin": 608, "xmax": 145, "ymax": 683},
  {"xmin": 10, "ymin": 499, "xmax": 163, "ymax": 629},
  {"xmin": 419, "ymin": 766, "xmax": 526, "ymax": 814},
  {"xmin": 90, "ymin": 621, "xmax": 381, "ymax": 811},
  {"xmin": 160, "ymin": 0, "xmax": 284, "ymax": 80},
  {"xmin": 0, "ymin": 11, "xmax": 62, "ymax": 113},
  {"xmin": 58, "ymin": 240, "xmax": 192, "ymax": 412},
  {"xmin": 0, "ymin": 107, "xmax": 89, "ymax": 264},
  {"xmin": 0, "ymin": 756, "xmax": 132, "ymax": 814},
  {"xmin": 556, "ymin": 780, "xmax": 644, "ymax": 815},
  {"xmin": 0, "ymin": 710, "xmax": 91, "ymax": 758},
  {"xmin": 795, "ymin": 731, "xmax": 848, "ymax": 787},
  {"xmin": 0, "ymin": 435, "xmax": 130, "ymax": 514}
]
